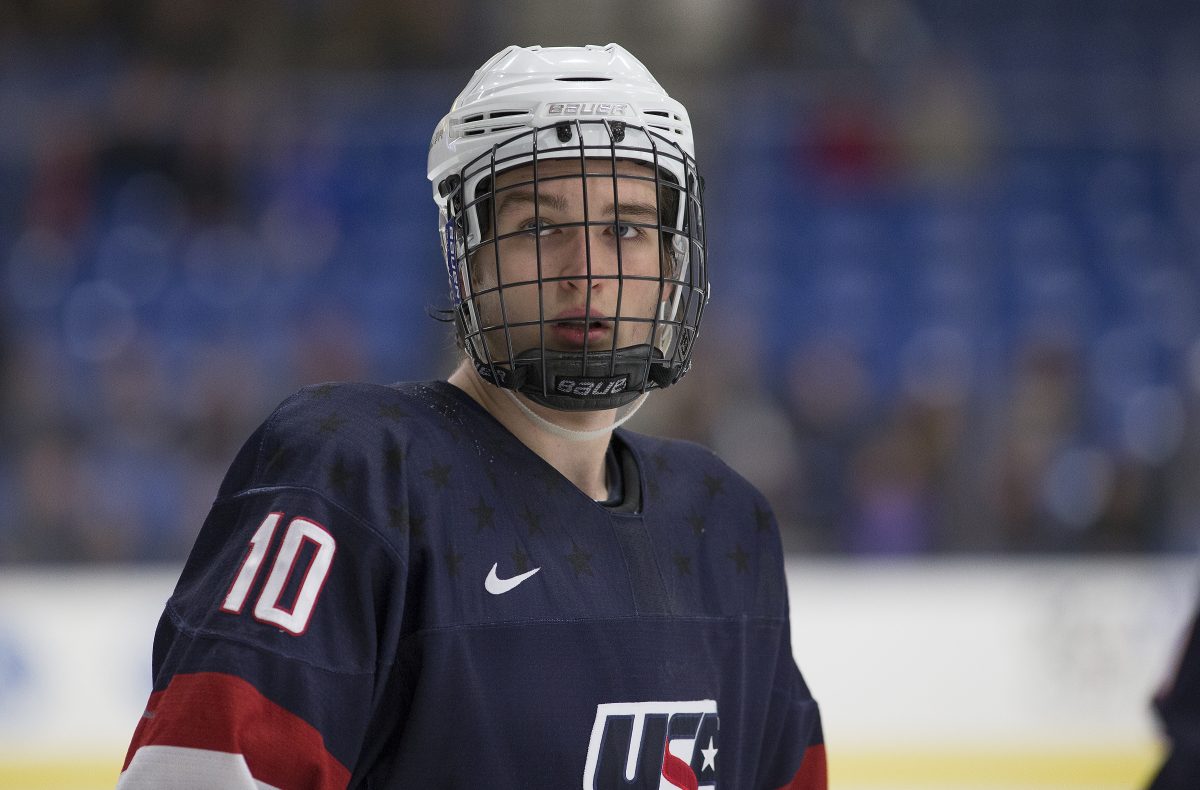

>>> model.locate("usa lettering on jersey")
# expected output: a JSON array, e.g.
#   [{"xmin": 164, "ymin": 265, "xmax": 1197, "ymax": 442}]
[{"xmin": 582, "ymin": 700, "xmax": 719, "ymax": 789}]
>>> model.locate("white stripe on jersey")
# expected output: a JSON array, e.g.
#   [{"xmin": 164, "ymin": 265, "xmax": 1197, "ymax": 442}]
[{"xmin": 118, "ymin": 745, "xmax": 281, "ymax": 790}]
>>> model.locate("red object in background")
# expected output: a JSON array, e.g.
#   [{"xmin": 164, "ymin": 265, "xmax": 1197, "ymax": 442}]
[{"xmin": 804, "ymin": 102, "xmax": 894, "ymax": 189}]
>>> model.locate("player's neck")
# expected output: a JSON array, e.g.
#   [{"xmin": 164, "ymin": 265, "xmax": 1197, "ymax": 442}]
[{"xmin": 447, "ymin": 361, "xmax": 613, "ymax": 500}]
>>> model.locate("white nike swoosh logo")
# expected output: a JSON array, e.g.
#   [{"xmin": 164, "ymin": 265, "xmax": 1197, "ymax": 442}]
[{"xmin": 485, "ymin": 563, "xmax": 541, "ymax": 595}]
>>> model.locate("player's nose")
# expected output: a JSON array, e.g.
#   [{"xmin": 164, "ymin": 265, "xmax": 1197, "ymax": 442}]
[{"xmin": 553, "ymin": 225, "xmax": 619, "ymax": 290}]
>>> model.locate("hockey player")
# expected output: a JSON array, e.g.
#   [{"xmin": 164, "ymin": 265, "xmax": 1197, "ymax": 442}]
[
  {"xmin": 1148, "ymin": 607, "xmax": 1200, "ymax": 788},
  {"xmin": 118, "ymin": 43, "xmax": 827, "ymax": 789}
]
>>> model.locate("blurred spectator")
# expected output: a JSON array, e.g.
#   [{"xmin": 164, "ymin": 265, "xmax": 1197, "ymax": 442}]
[{"xmin": 992, "ymin": 336, "xmax": 1086, "ymax": 550}]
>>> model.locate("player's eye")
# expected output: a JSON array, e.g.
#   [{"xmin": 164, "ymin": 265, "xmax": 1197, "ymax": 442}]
[
  {"xmin": 612, "ymin": 222, "xmax": 645, "ymax": 240},
  {"xmin": 518, "ymin": 218, "xmax": 557, "ymax": 237}
]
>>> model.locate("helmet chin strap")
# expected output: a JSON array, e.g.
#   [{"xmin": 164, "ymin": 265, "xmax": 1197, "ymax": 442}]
[{"xmin": 502, "ymin": 388, "xmax": 649, "ymax": 441}]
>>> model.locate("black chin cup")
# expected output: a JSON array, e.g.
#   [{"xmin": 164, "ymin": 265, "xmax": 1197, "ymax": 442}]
[{"xmin": 474, "ymin": 345, "xmax": 677, "ymax": 411}]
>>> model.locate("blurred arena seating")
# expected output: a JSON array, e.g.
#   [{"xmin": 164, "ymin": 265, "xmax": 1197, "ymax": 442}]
[{"xmin": 2, "ymin": 0, "xmax": 1200, "ymax": 561}]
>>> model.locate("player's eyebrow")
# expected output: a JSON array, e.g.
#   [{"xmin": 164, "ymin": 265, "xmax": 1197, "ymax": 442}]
[
  {"xmin": 608, "ymin": 201, "xmax": 659, "ymax": 223},
  {"xmin": 496, "ymin": 190, "xmax": 658, "ymax": 223},
  {"xmin": 496, "ymin": 190, "xmax": 569, "ymax": 218}
]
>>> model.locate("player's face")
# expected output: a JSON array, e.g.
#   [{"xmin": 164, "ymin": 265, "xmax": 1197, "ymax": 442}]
[{"xmin": 468, "ymin": 157, "xmax": 670, "ymax": 361}]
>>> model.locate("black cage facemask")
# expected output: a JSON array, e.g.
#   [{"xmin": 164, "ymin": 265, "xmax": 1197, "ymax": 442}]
[{"xmin": 436, "ymin": 119, "xmax": 709, "ymax": 412}]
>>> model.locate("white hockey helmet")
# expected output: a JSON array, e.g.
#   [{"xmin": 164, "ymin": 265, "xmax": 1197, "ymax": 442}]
[{"xmin": 427, "ymin": 44, "xmax": 708, "ymax": 411}]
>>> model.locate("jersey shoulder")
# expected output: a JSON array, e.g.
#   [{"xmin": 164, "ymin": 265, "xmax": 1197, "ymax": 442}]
[
  {"xmin": 618, "ymin": 430, "xmax": 791, "ymax": 618},
  {"xmin": 618, "ymin": 429, "xmax": 773, "ymax": 514},
  {"xmin": 214, "ymin": 381, "xmax": 464, "ymax": 510}
]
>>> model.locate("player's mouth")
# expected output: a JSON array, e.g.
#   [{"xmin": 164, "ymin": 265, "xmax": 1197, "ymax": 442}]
[{"xmin": 549, "ymin": 309, "xmax": 614, "ymax": 347}]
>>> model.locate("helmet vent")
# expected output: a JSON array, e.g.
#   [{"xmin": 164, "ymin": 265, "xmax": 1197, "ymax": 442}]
[
  {"xmin": 645, "ymin": 109, "xmax": 685, "ymax": 136},
  {"xmin": 457, "ymin": 109, "xmax": 532, "ymax": 138},
  {"xmin": 555, "ymin": 76, "xmax": 612, "ymax": 82},
  {"xmin": 645, "ymin": 109, "xmax": 684, "ymax": 122}
]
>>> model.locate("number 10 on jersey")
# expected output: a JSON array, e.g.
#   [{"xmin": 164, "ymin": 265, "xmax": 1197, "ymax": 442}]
[{"xmin": 221, "ymin": 512, "xmax": 337, "ymax": 635}]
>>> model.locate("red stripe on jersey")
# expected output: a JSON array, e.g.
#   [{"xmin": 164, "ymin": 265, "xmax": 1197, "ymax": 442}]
[
  {"xmin": 775, "ymin": 743, "xmax": 827, "ymax": 790},
  {"xmin": 122, "ymin": 671, "xmax": 351, "ymax": 789},
  {"xmin": 661, "ymin": 746, "xmax": 699, "ymax": 790}
]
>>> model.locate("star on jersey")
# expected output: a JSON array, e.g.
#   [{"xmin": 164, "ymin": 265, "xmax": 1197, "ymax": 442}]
[
  {"xmin": 702, "ymin": 473, "xmax": 723, "ymax": 498},
  {"xmin": 319, "ymin": 414, "xmax": 345, "ymax": 434},
  {"xmin": 388, "ymin": 508, "xmax": 425, "ymax": 540},
  {"xmin": 727, "ymin": 544, "xmax": 750, "ymax": 574},
  {"xmin": 755, "ymin": 503, "xmax": 772, "ymax": 533},
  {"xmin": 521, "ymin": 506, "xmax": 544, "ymax": 536},
  {"xmin": 688, "ymin": 513, "xmax": 706, "ymax": 536},
  {"xmin": 384, "ymin": 446, "xmax": 403, "ymax": 475},
  {"xmin": 388, "ymin": 507, "xmax": 405, "ymax": 531},
  {"xmin": 700, "ymin": 736, "xmax": 718, "ymax": 771},
  {"xmin": 378, "ymin": 403, "xmax": 408, "ymax": 422},
  {"xmin": 566, "ymin": 542, "xmax": 594, "ymax": 576},
  {"xmin": 673, "ymin": 553, "xmax": 692, "ymax": 576},
  {"xmin": 422, "ymin": 461, "xmax": 451, "ymax": 489},
  {"xmin": 470, "ymin": 497, "xmax": 495, "ymax": 531},
  {"xmin": 328, "ymin": 458, "xmax": 351, "ymax": 494}
]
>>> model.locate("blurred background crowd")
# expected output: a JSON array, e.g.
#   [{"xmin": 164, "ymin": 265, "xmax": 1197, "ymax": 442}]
[{"xmin": 3, "ymin": 0, "xmax": 1200, "ymax": 562}]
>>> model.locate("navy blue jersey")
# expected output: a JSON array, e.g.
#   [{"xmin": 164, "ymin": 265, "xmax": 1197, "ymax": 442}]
[
  {"xmin": 119, "ymin": 381, "xmax": 826, "ymax": 789},
  {"xmin": 1150, "ymin": 607, "xmax": 1200, "ymax": 789}
]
